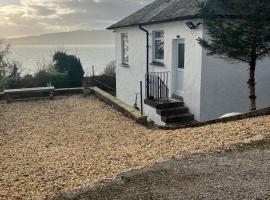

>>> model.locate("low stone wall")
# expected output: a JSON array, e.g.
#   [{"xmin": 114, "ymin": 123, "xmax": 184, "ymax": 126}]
[
  {"xmin": 0, "ymin": 88, "xmax": 84, "ymax": 102},
  {"xmin": 90, "ymin": 87, "xmax": 148, "ymax": 125},
  {"xmin": 55, "ymin": 87, "xmax": 83, "ymax": 96}
]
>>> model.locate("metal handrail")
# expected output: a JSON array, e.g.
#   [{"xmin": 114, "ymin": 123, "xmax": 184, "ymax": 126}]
[{"xmin": 145, "ymin": 71, "xmax": 169, "ymax": 104}]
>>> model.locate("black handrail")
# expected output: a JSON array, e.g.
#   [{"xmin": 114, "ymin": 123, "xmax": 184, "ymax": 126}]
[{"xmin": 145, "ymin": 72, "xmax": 169, "ymax": 104}]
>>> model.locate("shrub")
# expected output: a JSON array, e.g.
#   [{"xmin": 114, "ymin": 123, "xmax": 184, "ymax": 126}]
[
  {"xmin": 35, "ymin": 70, "xmax": 68, "ymax": 89},
  {"xmin": 3, "ymin": 76, "xmax": 35, "ymax": 90},
  {"xmin": 34, "ymin": 71, "xmax": 51, "ymax": 87},
  {"xmin": 2, "ymin": 71, "xmax": 68, "ymax": 90},
  {"xmin": 48, "ymin": 71, "xmax": 68, "ymax": 88},
  {"xmin": 53, "ymin": 51, "xmax": 85, "ymax": 87}
]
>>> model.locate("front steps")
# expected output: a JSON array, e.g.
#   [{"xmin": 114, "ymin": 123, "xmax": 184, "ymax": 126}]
[{"xmin": 145, "ymin": 98, "xmax": 195, "ymax": 125}]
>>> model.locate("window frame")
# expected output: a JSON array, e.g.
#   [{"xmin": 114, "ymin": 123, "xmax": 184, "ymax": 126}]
[
  {"xmin": 121, "ymin": 33, "xmax": 129, "ymax": 65},
  {"xmin": 152, "ymin": 30, "xmax": 164, "ymax": 63}
]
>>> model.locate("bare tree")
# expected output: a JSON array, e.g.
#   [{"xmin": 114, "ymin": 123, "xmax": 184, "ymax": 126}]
[
  {"xmin": 103, "ymin": 60, "xmax": 116, "ymax": 77},
  {"xmin": 0, "ymin": 41, "xmax": 21, "ymax": 78},
  {"xmin": 0, "ymin": 41, "xmax": 11, "ymax": 78}
]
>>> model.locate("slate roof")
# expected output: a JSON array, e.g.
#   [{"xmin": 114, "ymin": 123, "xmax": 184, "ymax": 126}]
[{"xmin": 107, "ymin": 0, "xmax": 201, "ymax": 29}]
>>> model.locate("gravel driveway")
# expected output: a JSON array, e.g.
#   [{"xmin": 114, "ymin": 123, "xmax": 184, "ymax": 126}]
[
  {"xmin": 0, "ymin": 95, "xmax": 270, "ymax": 200},
  {"xmin": 57, "ymin": 138, "xmax": 270, "ymax": 200}
]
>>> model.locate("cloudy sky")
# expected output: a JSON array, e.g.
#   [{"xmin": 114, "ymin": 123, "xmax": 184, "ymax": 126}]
[{"xmin": 0, "ymin": 0, "xmax": 154, "ymax": 38}]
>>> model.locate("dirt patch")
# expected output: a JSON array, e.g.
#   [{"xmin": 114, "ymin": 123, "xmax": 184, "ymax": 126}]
[
  {"xmin": 54, "ymin": 139, "xmax": 270, "ymax": 200},
  {"xmin": 0, "ymin": 95, "xmax": 270, "ymax": 199}
]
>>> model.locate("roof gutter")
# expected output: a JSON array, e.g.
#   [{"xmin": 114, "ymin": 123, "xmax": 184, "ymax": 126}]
[
  {"xmin": 107, "ymin": 14, "xmax": 238, "ymax": 30},
  {"xmin": 139, "ymin": 24, "xmax": 150, "ymax": 98},
  {"xmin": 107, "ymin": 15, "xmax": 201, "ymax": 30}
]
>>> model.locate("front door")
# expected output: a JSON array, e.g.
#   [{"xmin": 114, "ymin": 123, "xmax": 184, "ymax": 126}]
[{"xmin": 173, "ymin": 41, "xmax": 185, "ymax": 96}]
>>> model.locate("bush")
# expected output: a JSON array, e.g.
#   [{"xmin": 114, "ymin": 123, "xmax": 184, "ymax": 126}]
[
  {"xmin": 2, "ymin": 71, "xmax": 68, "ymax": 90},
  {"xmin": 3, "ymin": 75, "xmax": 35, "ymax": 90},
  {"xmin": 35, "ymin": 71, "xmax": 68, "ymax": 89},
  {"xmin": 49, "ymin": 71, "xmax": 68, "ymax": 88},
  {"xmin": 53, "ymin": 51, "xmax": 85, "ymax": 87}
]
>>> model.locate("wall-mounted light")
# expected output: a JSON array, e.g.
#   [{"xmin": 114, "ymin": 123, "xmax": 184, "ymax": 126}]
[{"xmin": 185, "ymin": 22, "xmax": 202, "ymax": 30}]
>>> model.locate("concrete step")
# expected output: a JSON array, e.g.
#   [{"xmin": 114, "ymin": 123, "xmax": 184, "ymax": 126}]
[
  {"xmin": 171, "ymin": 94, "xmax": 184, "ymax": 101},
  {"xmin": 156, "ymin": 101, "xmax": 185, "ymax": 109},
  {"xmin": 157, "ymin": 106, "xmax": 189, "ymax": 116},
  {"xmin": 145, "ymin": 99, "xmax": 184, "ymax": 109},
  {"xmin": 161, "ymin": 113, "xmax": 194, "ymax": 124},
  {"xmin": 144, "ymin": 98, "xmax": 184, "ymax": 109}
]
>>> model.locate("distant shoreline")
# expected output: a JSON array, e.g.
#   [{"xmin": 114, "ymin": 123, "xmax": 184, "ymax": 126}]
[
  {"xmin": 5, "ymin": 29, "xmax": 114, "ymax": 47},
  {"xmin": 10, "ymin": 44, "xmax": 115, "ymax": 47}
]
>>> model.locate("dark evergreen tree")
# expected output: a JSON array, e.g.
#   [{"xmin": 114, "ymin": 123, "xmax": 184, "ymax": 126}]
[
  {"xmin": 53, "ymin": 51, "xmax": 85, "ymax": 87},
  {"xmin": 197, "ymin": 0, "xmax": 270, "ymax": 111}
]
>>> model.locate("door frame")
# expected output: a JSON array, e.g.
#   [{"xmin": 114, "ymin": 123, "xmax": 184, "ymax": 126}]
[{"xmin": 172, "ymin": 39, "xmax": 185, "ymax": 97}]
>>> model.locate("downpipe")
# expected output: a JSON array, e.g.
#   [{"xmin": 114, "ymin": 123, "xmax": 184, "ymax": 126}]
[{"xmin": 139, "ymin": 24, "xmax": 150, "ymax": 99}]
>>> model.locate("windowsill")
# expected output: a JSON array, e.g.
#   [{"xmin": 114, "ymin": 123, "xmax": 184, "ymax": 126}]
[
  {"xmin": 150, "ymin": 61, "xmax": 165, "ymax": 67},
  {"xmin": 121, "ymin": 63, "xmax": 129, "ymax": 67}
]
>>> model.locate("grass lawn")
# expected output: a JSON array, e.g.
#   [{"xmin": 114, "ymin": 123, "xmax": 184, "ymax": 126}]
[{"xmin": 0, "ymin": 95, "xmax": 270, "ymax": 199}]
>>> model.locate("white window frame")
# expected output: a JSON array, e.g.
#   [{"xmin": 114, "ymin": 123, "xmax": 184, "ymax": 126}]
[
  {"xmin": 121, "ymin": 33, "xmax": 129, "ymax": 65},
  {"xmin": 152, "ymin": 30, "xmax": 164, "ymax": 63}
]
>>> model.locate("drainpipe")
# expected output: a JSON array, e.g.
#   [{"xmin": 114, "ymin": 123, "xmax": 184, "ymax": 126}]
[{"xmin": 139, "ymin": 24, "xmax": 150, "ymax": 98}]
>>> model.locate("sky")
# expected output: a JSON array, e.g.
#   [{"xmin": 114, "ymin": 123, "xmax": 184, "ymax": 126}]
[{"xmin": 0, "ymin": 0, "xmax": 154, "ymax": 38}]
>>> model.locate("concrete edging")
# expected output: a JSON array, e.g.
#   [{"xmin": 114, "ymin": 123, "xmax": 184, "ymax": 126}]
[
  {"xmin": 90, "ymin": 87, "xmax": 148, "ymax": 125},
  {"xmin": 55, "ymin": 87, "xmax": 83, "ymax": 95},
  {"xmin": 198, "ymin": 107, "xmax": 270, "ymax": 124},
  {"xmin": 0, "ymin": 88, "xmax": 84, "ymax": 101},
  {"xmin": 160, "ymin": 107, "xmax": 270, "ymax": 130}
]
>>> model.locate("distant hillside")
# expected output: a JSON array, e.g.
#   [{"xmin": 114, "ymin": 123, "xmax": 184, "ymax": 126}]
[{"xmin": 7, "ymin": 30, "xmax": 114, "ymax": 45}]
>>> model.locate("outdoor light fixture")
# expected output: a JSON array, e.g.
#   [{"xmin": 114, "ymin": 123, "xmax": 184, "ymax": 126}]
[{"xmin": 185, "ymin": 21, "xmax": 202, "ymax": 30}]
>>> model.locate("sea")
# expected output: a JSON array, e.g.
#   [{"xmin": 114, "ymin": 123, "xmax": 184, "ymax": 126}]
[{"xmin": 9, "ymin": 45, "xmax": 115, "ymax": 77}]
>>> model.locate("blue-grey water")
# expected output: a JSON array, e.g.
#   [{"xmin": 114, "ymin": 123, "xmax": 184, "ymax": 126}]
[{"xmin": 10, "ymin": 45, "xmax": 115, "ymax": 76}]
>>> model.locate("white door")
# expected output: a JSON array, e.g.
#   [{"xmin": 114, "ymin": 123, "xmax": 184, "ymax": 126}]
[{"xmin": 173, "ymin": 41, "xmax": 185, "ymax": 96}]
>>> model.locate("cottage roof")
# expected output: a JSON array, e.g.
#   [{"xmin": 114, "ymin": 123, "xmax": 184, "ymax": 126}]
[{"xmin": 107, "ymin": 0, "xmax": 201, "ymax": 29}]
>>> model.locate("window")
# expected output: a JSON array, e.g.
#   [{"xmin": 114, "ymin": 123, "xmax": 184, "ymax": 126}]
[
  {"xmin": 177, "ymin": 43, "xmax": 185, "ymax": 69},
  {"xmin": 153, "ymin": 31, "xmax": 164, "ymax": 62},
  {"xmin": 121, "ymin": 33, "xmax": 129, "ymax": 65}
]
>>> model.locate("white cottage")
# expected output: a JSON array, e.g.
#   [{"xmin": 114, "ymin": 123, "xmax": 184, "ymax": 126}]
[{"xmin": 107, "ymin": 0, "xmax": 270, "ymax": 126}]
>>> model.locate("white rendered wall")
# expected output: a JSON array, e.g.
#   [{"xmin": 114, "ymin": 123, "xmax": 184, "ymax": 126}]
[
  {"xmin": 114, "ymin": 20, "xmax": 204, "ymax": 120},
  {"xmin": 200, "ymin": 27, "xmax": 270, "ymax": 121},
  {"xmin": 144, "ymin": 104, "xmax": 166, "ymax": 126},
  {"xmin": 114, "ymin": 21, "xmax": 270, "ymax": 123}
]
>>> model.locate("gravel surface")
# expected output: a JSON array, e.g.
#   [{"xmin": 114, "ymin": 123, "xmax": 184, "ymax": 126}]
[
  {"xmin": 0, "ymin": 95, "xmax": 270, "ymax": 200},
  {"xmin": 59, "ymin": 138, "xmax": 270, "ymax": 200}
]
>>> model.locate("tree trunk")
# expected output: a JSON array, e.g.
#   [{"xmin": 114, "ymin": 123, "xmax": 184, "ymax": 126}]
[{"xmin": 248, "ymin": 61, "xmax": 257, "ymax": 111}]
